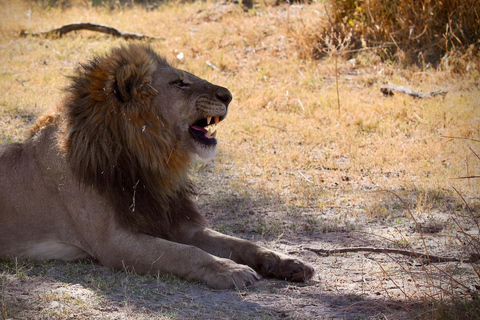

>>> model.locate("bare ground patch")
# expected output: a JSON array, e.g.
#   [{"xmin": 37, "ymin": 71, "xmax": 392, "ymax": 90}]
[{"xmin": 2, "ymin": 168, "xmax": 479, "ymax": 319}]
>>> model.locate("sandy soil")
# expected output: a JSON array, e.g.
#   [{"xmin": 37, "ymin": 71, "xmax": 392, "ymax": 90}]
[{"xmin": 2, "ymin": 171, "xmax": 478, "ymax": 320}]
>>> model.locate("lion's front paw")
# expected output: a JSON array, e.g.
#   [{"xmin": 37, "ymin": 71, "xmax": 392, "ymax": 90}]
[
  {"xmin": 258, "ymin": 251, "xmax": 314, "ymax": 282},
  {"xmin": 204, "ymin": 258, "xmax": 260, "ymax": 290}
]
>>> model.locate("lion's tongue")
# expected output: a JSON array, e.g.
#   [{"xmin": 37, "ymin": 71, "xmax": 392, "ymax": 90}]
[{"xmin": 190, "ymin": 125, "xmax": 207, "ymax": 134}]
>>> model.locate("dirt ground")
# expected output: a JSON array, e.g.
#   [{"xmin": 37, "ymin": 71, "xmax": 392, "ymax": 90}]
[
  {"xmin": 2, "ymin": 166, "xmax": 479, "ymax": 319},
  {"xmin": 0, "ymin": 214, "xmax": 417, "ymax": 320}
]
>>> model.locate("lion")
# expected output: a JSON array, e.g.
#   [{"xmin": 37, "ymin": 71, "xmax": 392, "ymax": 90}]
[{"xmin": 0, "ymin": 44, "xmax": 314, "ymax": 289}]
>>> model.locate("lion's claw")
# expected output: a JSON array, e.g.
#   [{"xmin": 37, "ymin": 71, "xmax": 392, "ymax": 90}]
[
  {"xmin": 271, "ymin": 258, "xmax": 315, "ymax": 282},
  {"xmin": 257, "ymin": 251, "xmax": 314, "ymax": 282},
  {"xmin": 205, "ymin": 258, "xmax": 260, "ymax": 290},
  {"xmin": 228, "ymin": 265, "xmax": 260, "ymax": 290}
]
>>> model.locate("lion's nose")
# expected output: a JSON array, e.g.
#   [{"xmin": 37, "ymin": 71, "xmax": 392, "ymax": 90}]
[{"xmin": 215, "ymin": 87, "xmax": 232, "ymax": 107}]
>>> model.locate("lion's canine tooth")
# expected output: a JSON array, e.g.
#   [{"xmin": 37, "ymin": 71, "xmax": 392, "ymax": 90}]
[
  {"xmin": 214, "ymin": 116, "xmax": 220, "ymax": 125},
  {"xmin": 212, "ymin": 130, "xmax": 217, "ymax": 138},
  {"xmin": 207, "ymin": 116, "xmax": 212, "ymax": 125},
  {"xmin": 205, "ymin": 129, "xmax": 212, "ymax": 139}
]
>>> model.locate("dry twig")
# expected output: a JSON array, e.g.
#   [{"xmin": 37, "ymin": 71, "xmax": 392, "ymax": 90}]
[
  {"xmin": 305, "ymin": 246, "xmax": 480, "ymax": 263},
  {"xmin": 381, "ymin": 85, "xmax": 447, "ymax": 98},
  {"xmin": 20, "ymin": 22, "xmax": 165, "ymax": 40},
  {"xmin": 442, "ymin": 136, "xmax": 480, "ymax": 143}
]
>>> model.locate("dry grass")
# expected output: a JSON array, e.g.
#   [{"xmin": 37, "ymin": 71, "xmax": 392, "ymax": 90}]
[
  {"xmin": 305, "ymin": 0, "xmax": 480, "ymax": 69},
  {"xmin": 1, "ymin": 0, "xmax": 480, "ymax": 319}
]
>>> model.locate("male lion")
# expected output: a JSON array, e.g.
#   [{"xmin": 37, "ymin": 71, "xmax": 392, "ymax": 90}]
[{"xmin": 0, "ymin": 44, "xmax": 314, "ymax": 289}]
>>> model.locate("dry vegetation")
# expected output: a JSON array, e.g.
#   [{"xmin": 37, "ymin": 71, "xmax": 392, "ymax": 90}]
[
  {"xmin": 306, "ymin": 0, "xmax": 480, "ymax": 67},
  {"xmin": 1, "ymin": 0, "xmax": 479, "ymax": 319}
]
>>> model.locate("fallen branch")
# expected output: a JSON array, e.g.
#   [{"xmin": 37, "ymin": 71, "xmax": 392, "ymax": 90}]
[
  {"xmin": 453, "ymin": 175, "xmax": 480, "ymax": 179},
  {"xmin": 380, "ymin": 85, "xmax": 447, "ymax": 98},
  {"xmin": 20, "ymin": 22, "xmax": 165, "ymax": 40},
  {"xmin": 441, "ymin": 136, "xmax": 480, "ymax": 143},
  {"xmin": 305, "ymin": 247, "xmax": 480, "ymax": 263}
]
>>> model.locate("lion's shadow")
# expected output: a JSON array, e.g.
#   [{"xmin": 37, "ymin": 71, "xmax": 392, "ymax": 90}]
[
  {"xmin": 1, "ymin": 257, "xmax": 410, "ymax": 319},
  {"xmin": 2, "ymin": 160, "xmax": 471, "ymax": 319}
]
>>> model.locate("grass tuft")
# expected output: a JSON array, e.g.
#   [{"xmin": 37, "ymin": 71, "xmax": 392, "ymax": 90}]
[{"xmin": 302, "ymin": 0, "xmax": 480, "ymax": 70}]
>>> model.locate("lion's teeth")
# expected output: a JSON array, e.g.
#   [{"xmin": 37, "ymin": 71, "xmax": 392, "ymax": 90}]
[
  {"xmin": 212, "ymin": 130, "xmax": 217, "ymax": 138},
  {"xmin": 207, "ymin": 117, "xmax": 212, "ymax": 125},
  {"xmin": 205, "ymin": 129, "xmax": 212, "ymax": 139},
  {"xmin": 214, "ymin": 116, "xmax": 220, "ymax": 125}
]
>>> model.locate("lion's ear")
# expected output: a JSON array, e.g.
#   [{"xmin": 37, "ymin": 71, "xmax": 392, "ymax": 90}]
[{"xmin": 115, "ymin": 61, "xmax": 154, "ymax": 102}]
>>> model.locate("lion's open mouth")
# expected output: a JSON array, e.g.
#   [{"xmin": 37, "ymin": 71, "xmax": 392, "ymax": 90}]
[{"xmin": 189, "ymin": 116, "xmax": 221, "ymax": 146}]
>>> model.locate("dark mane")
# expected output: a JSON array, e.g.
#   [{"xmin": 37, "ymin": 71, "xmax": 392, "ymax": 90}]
[{"xmin": 57, "ymin": 44, "xmax": 205, "ymax": 239}]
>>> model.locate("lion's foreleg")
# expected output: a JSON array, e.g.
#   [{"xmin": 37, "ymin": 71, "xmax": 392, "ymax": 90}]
[
  {"xmin": 177, "ymin": 224, "xmax": 314, "ymax": 282},
  {"xmin": 90, "ymin": 229, "xmax": 259, "ymax": 290},
  {"xmin": 64, "ymin": 194, "xmax": 259, "ymax": 289}
]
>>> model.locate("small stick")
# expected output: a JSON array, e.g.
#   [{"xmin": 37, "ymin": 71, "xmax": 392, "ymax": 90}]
[
  {"xmin": 334, "ymin": 55, "xmax": 340, "ymax": 113},
  {"xmin": 20, "ymin": 22, "xmax": 165, "ymax": 40},
  {"xmin": 452, "ymin": 175, "xmax": 480, "ymax": 179},
  {"xmin": 205, "ymin": 61, "xmax": 219, "ymax": 71},
  {"xmin": 305, "ymin": 246, "xmax": 479, "ymax": 263},
  {"xmin": 264, "ymin": 124, "xmax": 288, "ymax": 132},
  {"xmin": 380, "ymin": 85, "xmax": 447, "ymax": 99},
  {"xmin": 298, "ymin": 171, "xmax": 314, "ymax": 184},
  {"xmin": 441, "ymin": 136, "xmax": 480, "ymax": 143},
  {"xmin": 469, "ymin": 146, "xmax": 480, "ymax": 161}
]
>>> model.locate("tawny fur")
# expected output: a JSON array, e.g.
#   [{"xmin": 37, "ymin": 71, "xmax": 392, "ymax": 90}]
[
  {"xmin": 59, "ymin": 45, "xmax": 202, "ymax": 238},
  {"xmin": 0, "ymin": 44, "xmax": 314, "ymax": 289}
]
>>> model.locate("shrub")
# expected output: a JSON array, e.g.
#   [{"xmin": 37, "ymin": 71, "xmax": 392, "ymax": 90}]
[{"xmin": 314, "ymin": 0, "xmax": 480, "ymax": 66}]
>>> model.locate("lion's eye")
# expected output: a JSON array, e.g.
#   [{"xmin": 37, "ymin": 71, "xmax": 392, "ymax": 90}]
[{"xmin": 172, "ymin": 80, "xmax": 190, "ymax": 90}]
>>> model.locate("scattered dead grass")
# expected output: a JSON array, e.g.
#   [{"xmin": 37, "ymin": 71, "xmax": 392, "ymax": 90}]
[
  {"xmin": 1, "ymin": 0, "xmax": 479, "ymax": 319},
  {"xmin": 303, "ymin": 0, "xmax": 480, "ymax": 69}
]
